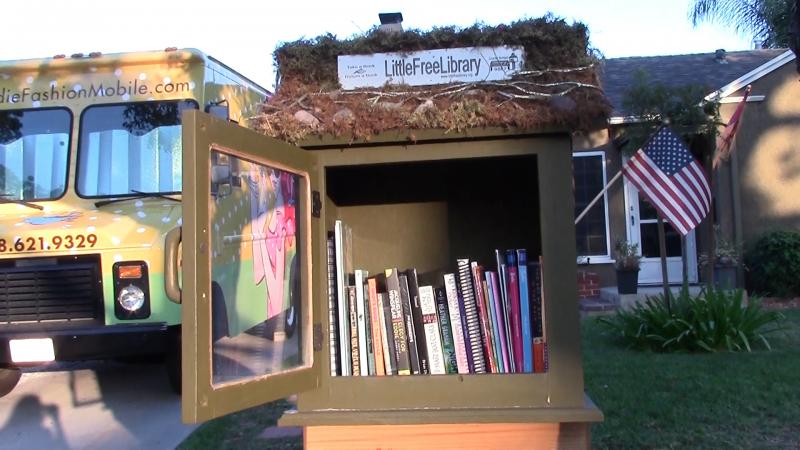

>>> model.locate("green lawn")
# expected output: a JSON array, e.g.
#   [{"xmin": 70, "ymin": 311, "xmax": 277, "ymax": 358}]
[
  {"xmin": 583, "ymin": 309, "xmax": 800, "ymax": 450},
  {"xmin": 178, "ymin": 310, "xmax": 800, "ymax": 450}
]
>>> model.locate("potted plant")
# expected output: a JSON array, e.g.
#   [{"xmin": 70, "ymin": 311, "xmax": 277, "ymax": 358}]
[
  {"xmin": 699, "ymin": 227, "xmax": 740, "ymax": 290},
  {"xmin": 614, "ymin": 239, "xmax": 642, "ymax": 294}
]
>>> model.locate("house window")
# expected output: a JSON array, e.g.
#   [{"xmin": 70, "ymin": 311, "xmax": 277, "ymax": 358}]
[{"xmin": 573, "ymin": 152, "xmax": 610, "ymax": 260}]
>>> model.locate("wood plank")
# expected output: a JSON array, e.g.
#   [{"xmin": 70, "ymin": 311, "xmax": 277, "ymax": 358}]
[{"xmin": 305, "ymin": 422, "xmax": 590, "ymax": 450}]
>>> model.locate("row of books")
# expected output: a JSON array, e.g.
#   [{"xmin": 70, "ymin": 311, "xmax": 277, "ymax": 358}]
[{"xmin": 327, "ymin": 220, "xmax": 548, "ymax": 376}]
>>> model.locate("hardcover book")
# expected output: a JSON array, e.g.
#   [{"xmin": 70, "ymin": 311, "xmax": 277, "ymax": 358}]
[
  {"xmin": 326, "ymin": 233, "xmax": 339, "ymax": 376},
  {"xmin": 505, "ymin": 250, "xmax": 523, "ymax": 373},
  {"xmin": 399, "ymin": 274, "xmax": 421, "ymax": 375},
  {"xmin": 456, "ymin": 259, "xmax": 486, "ymax": 373},
  {"xmin": 419, "ymin": 285, "xmax": 446, "ymax": 375},
  {"xmin": 405, "ymin": 268, "xmax": 430, "ymax": 374},
  {"xmin": 378, "ymin": 292, "xmax": 396, "ymax": 375},
  {"xmin": 386, "ymin": 269, "xmax": 411, "ymax": 376},
  {"xmin": 483, "ymin": 274, "xmax": 503, "ymax": 373},
  {"xmin": 363, "ymin": 281, "xmax": 375, "ymax": 376},
  {"xmin": 354, "ymin": 269, "xmax": 369, "ymax": 376},
  {"xmin": 499, "ymin": 262, "xmax": 514, "ymax": 372},
  {"xmin": 434, "ymin": 287, "xmax": 458, "ymax": 374},
  {"xmin": 471, "ymin": 262, "xmax": 495, "ymax": 373},
  {"xmin": 517, "ymin": 249, "xmax": 533, "ymax": 373},
  {"xmin": 348, "ymin": 285, "xmax": 360, "ymax": 376},
  {"xmin": 367, "ymin": 278, "xmax": 386, "ymax": 376},
  {"xmin": 488, "ymin": 270, "xmax": 511, "ymax": 373},
  {"xmin": 443, "ymin": 273, "xmax": 469, "ymax": 374},
  {"xmin": 334, "ymin": 220, "xmax": 353, "ymax": 376}
]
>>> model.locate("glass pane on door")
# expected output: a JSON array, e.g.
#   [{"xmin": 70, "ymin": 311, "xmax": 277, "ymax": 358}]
[{"xmin": 209, "ymin": 150, "xmax": 305, "ymax": 386}]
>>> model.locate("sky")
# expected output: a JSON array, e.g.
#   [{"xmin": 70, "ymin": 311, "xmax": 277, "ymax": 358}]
[{"xmin": 1, "ymin": 0, "xmax": 755, "ymax": 90}]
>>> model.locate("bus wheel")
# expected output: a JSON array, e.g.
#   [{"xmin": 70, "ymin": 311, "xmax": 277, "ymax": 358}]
[
  {"xmin": 0, "ymin": 367, "xmax": 21, "ymax": 398},
  {"xmin": 211, "ymin": 282, "xmax": 229, "ymax": 342},
  {"xmin": 166, "ymin": 326, "xmax": 181, "ymax": 396}
]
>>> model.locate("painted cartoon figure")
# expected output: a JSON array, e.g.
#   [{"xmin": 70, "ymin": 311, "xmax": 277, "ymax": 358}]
[{"xmin": 248, "ymin": 164, "xmax": 297, "ymax": 323}]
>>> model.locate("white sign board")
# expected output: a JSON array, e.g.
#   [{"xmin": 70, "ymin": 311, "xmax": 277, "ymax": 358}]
[{"xmin": 338, "ymin": 46, "xmax": 525, "ymax": 90}]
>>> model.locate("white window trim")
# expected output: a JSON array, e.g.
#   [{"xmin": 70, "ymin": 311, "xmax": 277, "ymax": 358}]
[{"xmin": 573, "ymin": 151, "xmax": 612, "ymax": 262}]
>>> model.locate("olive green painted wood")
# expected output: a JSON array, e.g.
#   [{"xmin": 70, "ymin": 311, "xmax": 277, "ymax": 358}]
[
  {"xmin": 180, "ymin": 110, "xmax": 322, "ymax": 423},
  {"xmin": 281, "ymin": 394, "xmax": 602, "ymax": 426},
  {"xmin": 292, "ymin": 133, "xmax": 591, "ymax": 418}
]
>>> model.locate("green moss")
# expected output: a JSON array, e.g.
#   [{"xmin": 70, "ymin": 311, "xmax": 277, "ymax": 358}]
[{"xmin": 274, "ymin": 15, "xmax": 596, "ymax": 87}]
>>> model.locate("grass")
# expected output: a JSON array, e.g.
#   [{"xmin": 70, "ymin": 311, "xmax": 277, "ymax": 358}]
[
  {"xmin": 178, "ymin": 310, "xmax": 800, "ymax": 450},
  {"xmin": 176, "ymin": 399, "xmax": 300, "ymax": 450},
  {"xmin": 583, "ymin": 309, "xmax": 800, "ymax": 450}
]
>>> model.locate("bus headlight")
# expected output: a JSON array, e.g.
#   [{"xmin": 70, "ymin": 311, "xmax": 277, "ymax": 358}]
[{"xmin": 118, "ymin": 284, "xmax": 145, "ymax": 312}]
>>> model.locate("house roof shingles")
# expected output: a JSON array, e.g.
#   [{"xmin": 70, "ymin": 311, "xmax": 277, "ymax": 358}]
[{"xmin": 600, "ymin": 49, "xmax": 787, "ymax": 117}]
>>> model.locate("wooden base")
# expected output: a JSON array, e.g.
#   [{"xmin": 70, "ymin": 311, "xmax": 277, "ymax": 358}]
[{"xmin": 304, "ymin": 422, "xmax": 591, "ymax": 450}]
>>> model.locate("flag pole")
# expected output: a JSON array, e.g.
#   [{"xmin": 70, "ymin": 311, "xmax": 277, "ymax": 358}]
[
  {"xmin": 575, "ymin": 171, "xmax": 623, "ymax": 225},
  {"xmin": 657, "ymin": 214, "xmax": 672, "ymax": 314}
]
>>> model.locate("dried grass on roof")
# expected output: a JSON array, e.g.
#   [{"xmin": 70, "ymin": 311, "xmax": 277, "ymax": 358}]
[{"xmin": 252, "ymin": 16, "xmax": 611, "ymax": 143}]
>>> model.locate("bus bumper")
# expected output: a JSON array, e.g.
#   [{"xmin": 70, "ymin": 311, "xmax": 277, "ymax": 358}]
[{"xmin": 0, "ymin": 322, "xmax": 169, "ymax": 366}]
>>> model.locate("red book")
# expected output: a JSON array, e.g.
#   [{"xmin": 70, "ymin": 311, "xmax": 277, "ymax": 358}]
[
  {"xmin": 533, "ymin": 337, "xmax": 546, "ymax": 373},
  {"xmin": 505, "ymin": 250, "xmax": 523, "ymax": 373}
]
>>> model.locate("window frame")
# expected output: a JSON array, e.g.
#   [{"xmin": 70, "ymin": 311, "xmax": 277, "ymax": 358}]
[
  {"xmin": 74, "ymin": 99, "xmax": 198, "ymax": 199},
  {"xmin": 573, "ymin": 150, "xmax": 613, "ymax": 264},
  {"xmin": 0, "ymin": 106, "xmax": 74, "ymax": 202}
]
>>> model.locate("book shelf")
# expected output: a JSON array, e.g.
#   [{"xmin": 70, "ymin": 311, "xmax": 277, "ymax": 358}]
[{"xmin": 279, "ymin": 129, "xmax": 603, "ymax": 448}]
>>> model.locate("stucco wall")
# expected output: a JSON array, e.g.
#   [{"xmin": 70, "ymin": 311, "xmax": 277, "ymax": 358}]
[{"xmin": 720, "ymin": 63, "xmax": 800, "ymax": 243}]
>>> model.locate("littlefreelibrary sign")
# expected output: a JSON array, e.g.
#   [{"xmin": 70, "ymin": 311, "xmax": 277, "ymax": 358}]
[{"xmin": 338, "ymin": 46, "xmax": 525, "ymax": 90}]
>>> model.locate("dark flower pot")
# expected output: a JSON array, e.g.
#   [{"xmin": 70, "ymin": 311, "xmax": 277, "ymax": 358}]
[
  {"xmin": 713, "ymin": 265, "xmax": 737, "ymax": 290},
  {"xmin": 616, "ymin": 269, "xmax": 639, "ymax": 294}
]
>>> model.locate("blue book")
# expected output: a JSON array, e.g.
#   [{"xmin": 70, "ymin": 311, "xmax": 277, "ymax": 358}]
[{"xmin": 517, "ymin": 249, "xmax": 533, "ymax": 373}]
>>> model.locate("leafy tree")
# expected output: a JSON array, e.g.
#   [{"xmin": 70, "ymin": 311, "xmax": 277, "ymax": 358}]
[{"xmin": 689, "ymin": 0, "xmax": 800, "ymax": 73}]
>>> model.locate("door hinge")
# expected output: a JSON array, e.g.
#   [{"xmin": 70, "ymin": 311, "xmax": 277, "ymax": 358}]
[
  {"xmin": 313, "ymin": 323, "xmax": 323, "ymax": 351},
  {"xmin": 312, "ymin": 190, "xmax": 322, "ymax": 218}
]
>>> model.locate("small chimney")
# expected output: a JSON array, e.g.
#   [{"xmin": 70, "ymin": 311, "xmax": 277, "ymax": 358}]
[
  {"xmin": 714, "ymin": 49, "xmax": 728, "ymax": 64},
  {"xmin": 378, "ymin": 12, "xmax": 403, "ymax": 33}
]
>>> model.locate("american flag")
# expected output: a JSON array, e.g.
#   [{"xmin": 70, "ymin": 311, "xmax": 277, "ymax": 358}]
[{"xmin": 622, "ymin": 126, "xmax": 711, "ymax": 236}]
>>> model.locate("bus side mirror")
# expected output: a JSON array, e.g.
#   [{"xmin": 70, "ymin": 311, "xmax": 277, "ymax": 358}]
[
  {"xmin": 211, "ymin": 163, "xmax": 232, "ymax": 197},
  {"xmin": 205, "ymin": 103, "xmax": 230, "ymax": 121}
]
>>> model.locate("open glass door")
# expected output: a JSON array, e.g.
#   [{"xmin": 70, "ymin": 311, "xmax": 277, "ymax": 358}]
[{"xmin": 178, "ymin": 110, "xmax": 319, "ymax": 423}]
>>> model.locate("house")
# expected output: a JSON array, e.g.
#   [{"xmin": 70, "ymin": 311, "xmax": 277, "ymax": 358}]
[{"xmin": 573, "ymin": 48, "xmax": 799, "ymax": 297}]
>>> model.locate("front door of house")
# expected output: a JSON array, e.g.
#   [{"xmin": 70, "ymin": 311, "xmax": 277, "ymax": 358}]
[{"xmin": 625, "ymin": 180, "xmax": 698, "ymax": 284}]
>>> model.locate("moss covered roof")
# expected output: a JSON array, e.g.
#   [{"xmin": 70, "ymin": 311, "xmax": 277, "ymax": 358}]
[{"xmin": 252, "ymin": 16, "xmax": 611, "ymax": 143}]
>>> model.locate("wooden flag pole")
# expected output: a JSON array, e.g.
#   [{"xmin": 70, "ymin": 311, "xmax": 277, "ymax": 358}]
[
  {"xmin": 575, "ymin": 171, "xmax": 623, "ymax": 225},
  {"xmin": 657, "ymin": 215, "xmax": 671, "ymax": 314}
]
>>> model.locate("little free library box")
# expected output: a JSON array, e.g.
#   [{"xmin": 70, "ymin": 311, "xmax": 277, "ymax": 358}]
[{"xmin": 179, "ymin": 17, "xmax": 608, "ymax": 449}]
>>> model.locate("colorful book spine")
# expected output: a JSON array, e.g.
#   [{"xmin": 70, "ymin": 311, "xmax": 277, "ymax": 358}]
[
  {"xmin": 517, "ymin": 249, "xmax": 533, "ymax": 373},
  {"xmin": 489, "ymin": 270, "xmax": 510, "ymax": 372},
  {"xmin": 505, "ymin": 250, "xmax": 523, "ymax": 373},
  {"xmin": 471, "ymin": 262, "xmax": 496, "ymax": 373},
  {"xmin": 354, "ymin": 270, "xmax": 369, "ymax": 376},
  {"xmin": 419, "ymin": 285, "xmax": 446, "ymax": 375},
  {"xmin": 363, "ymin": 281, "xmax": 375, "ymax": 376},
  {"xmin": 483, "ymin": 274, "xmax": 503, "ymax": 373},
  {"xmin": 405, "ymin": 268, "xmax": 429, "ymax": 374},
  {"xmin": 533, "ymin": 337, "xmax": 546, "ymax": 373},
  {"xmin": 399, "ymin": 274, "xmax": 421, "ymax": 375},
  {"xmin": 334, "ymin": 220, "xmax": 351, "ymax": 376},
  {"xmin": 367, "ymin": 278, "xmax": 386, "ymax": 376},
  {"xmin": 348, "ymin": 286, "xmax": 360, "ymax": 376},
  {"xmin": 386, "ymin": 269, "xmax": 411, "ymax": 375},
  {"xmin": 499, "ymin": 262, "xmax": 514, "ymax": 373},
  {"xmin": 435, "ymin": 287, "xmax": 458, "ymax": 374},
  {"xmin": 443, "ymin": 273, "xmax": 469, "ymax": 374},
  {"xmin": 326, "ymin": 233, "xmax": 339, "ymax": 376},
  {"xmin": 378, "ymin": 292, "xmax": 395, "ymax": 375},
  {"xmin": 457, "ymin": 259, "xmax": 485, "ymax": 373}
]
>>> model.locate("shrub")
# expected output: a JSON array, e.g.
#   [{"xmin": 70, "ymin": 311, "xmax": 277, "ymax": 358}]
[
  {"xmin": 744, "ymin": 230, "xmax": 800, "ymax": 298},
  {"xmin": 597, "ymin": 288, "xmax": 783, "ymax": 352}
]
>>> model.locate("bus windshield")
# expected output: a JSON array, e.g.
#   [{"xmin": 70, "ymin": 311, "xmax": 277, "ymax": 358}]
[
  {"xmin": 0, "ymin": 108, "xmax": 72, "ymax": 201},
  {"xmin": 77, "ymin": 100, "xmax": 197, "ymax": 197}
]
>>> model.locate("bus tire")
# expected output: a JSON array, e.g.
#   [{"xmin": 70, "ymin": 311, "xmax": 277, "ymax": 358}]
[
  {"xmin": 166, "ymin": 326, "xmax": 181, "ymax": 396},
  {"xmin": 211, "ymin": 282, "xmax": 228, "ymax": 342},
  {"xmin": 0, "ymin": 367, "xmax": 22, "ymax": 398}
]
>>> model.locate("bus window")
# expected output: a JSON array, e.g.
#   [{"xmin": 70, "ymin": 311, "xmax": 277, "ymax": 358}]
[
  {"xmin": 0, "ymin": 108, "xmax": 72, "ymax": 201},
  {"xmin": 77, "ymin": 100, "xmax": 198, "ymax": 197}
]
